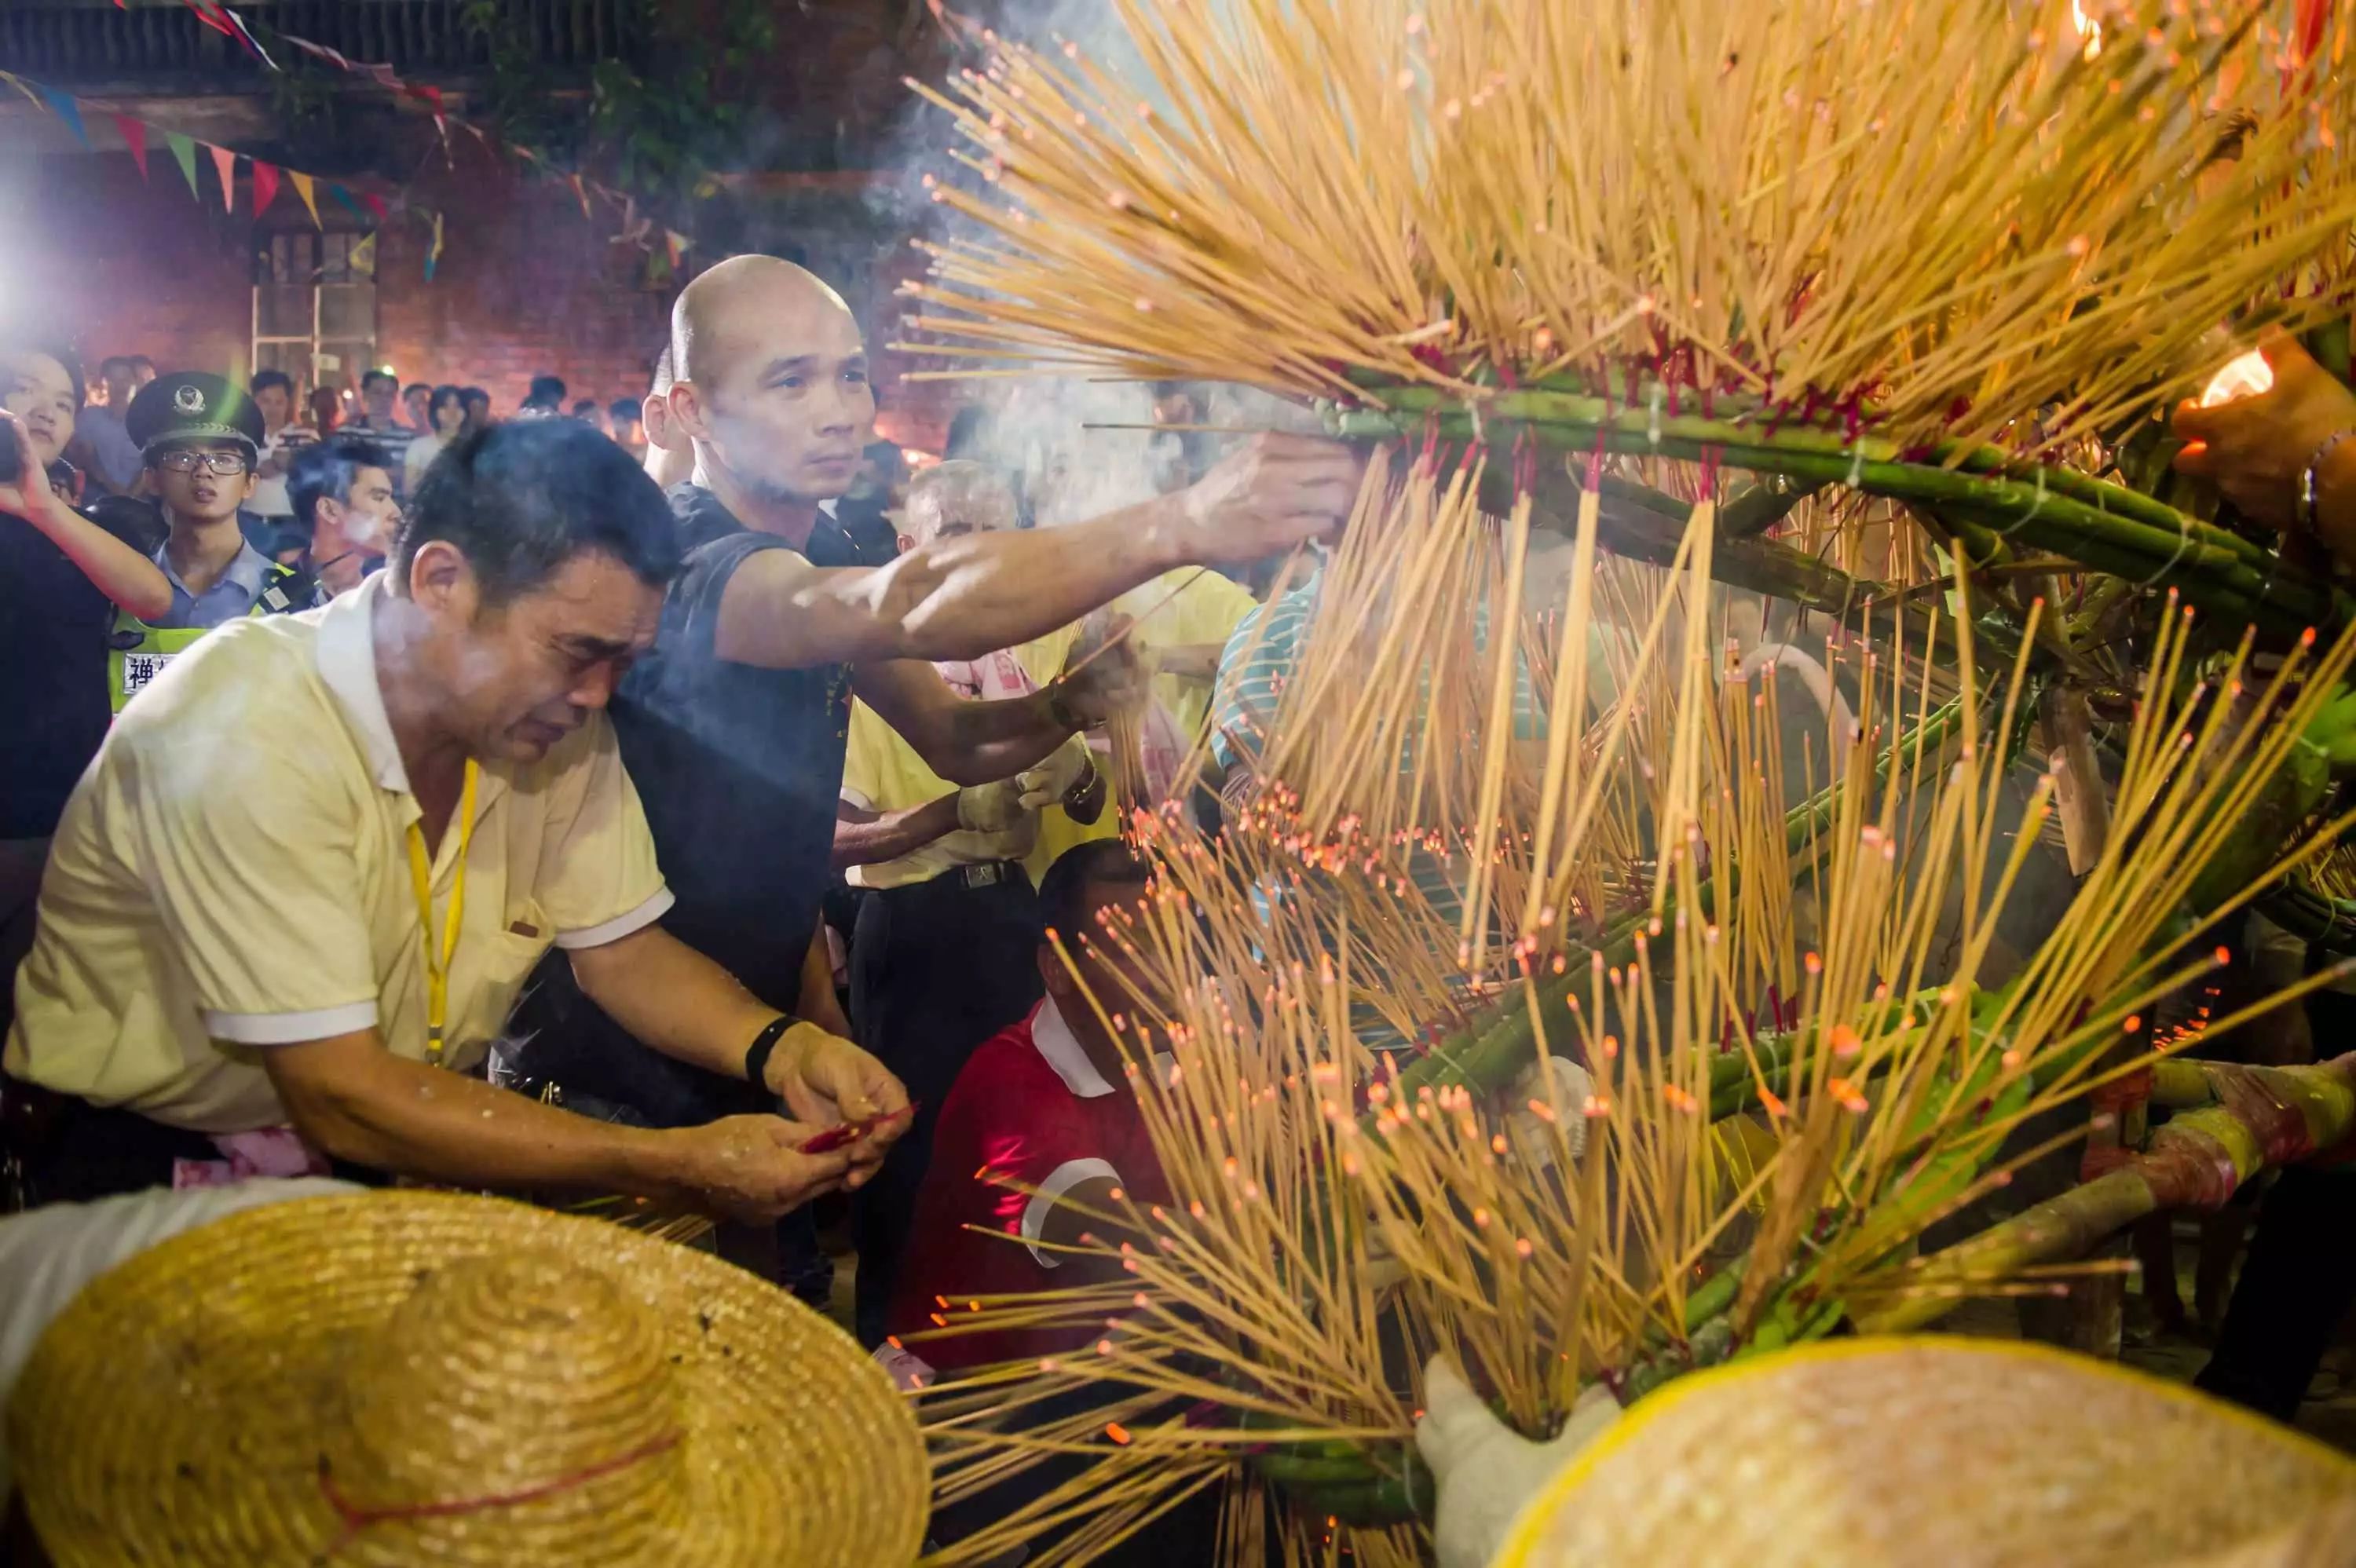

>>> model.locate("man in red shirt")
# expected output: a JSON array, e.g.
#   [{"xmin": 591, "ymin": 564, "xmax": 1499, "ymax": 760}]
[{"xmin": 884, "ymin": 839, "xmax": 1167, "ymax": 1380}]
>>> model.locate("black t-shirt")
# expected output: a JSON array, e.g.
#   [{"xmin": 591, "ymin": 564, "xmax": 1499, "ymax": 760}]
[
  {"xmin": 1, "ymin": 503, "xmax": 144, "ymax": 839},
  {"xmin": 509, "ymin": 487, "xmax": 889, "ymax": 1124}
]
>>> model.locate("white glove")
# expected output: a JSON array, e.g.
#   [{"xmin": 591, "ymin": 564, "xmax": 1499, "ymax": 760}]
[
  {"xmin": 957, "ymin": 779, "xmax": 1027, "ymax": 834},
  {"xmin": 1017, "ymin": 735, "xmax": 1095, "ymax": 810},
  {"xmin": 1505, "ymin": 1055, "xmax": 1593, "ymax": 1168},
  {"xmin": 1416, "ymin": 1356, "xmax": 1620, "ymax": 1568}
]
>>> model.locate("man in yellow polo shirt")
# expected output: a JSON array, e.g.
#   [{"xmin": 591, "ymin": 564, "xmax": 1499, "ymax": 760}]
[{"xmin": 3, "ymin": 419, "xmax": 905, "ymax": 1216}]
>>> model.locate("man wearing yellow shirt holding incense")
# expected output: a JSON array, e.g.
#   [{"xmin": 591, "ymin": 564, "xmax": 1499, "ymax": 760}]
[{"xmin": 3, "ymin": 419, "xmax": 905, "ymax": 1216}]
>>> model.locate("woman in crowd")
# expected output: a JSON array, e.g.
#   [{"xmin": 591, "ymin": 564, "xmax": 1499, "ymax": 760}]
[
  {"xmin": 401, "ymin": 383, "xmax": 468, "ymax": 493},
  {"xmin": 0, "ymin": 342, "xmax": 170, "ymax": 1047}
]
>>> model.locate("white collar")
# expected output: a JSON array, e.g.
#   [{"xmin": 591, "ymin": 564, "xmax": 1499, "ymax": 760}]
[
  {"xmin": 313, "ymin": 573, "xmax": 411, "ymax": 794},
  {"xmin": 1030, "ymin": 996, "xmax": 1115, "ymax": 1098},
  {"xmin": 1030, "ymin": 996, "xmax": 1173, "ymax": 1098}
]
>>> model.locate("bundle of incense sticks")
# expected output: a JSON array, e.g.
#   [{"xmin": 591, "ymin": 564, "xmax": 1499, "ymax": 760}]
[
  {"xmin": 902, "ymin": 0, "xmax": 2356, "ymax": 457},
  {"xmin": 907, "ymin": 463, "xmax": 2356, "ymax": 1566}
]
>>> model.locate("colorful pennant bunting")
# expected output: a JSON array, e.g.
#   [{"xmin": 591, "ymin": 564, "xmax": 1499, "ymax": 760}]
[
  {"xmin": 163, "ymin": 130, "xmax": 200, "ymax": 198},
  {"xmin": 112, "ymin": 113, "xmax": 148, "ymax": 179},
  {"xmin": 288, "ymin": 170, "xmax": 322, "ymax": 227},
  {"xmin": 250, "ymin": 159, "xmax": 280, "ymax": 217},
  {"xmin": 208, "ymin": 143, "xmax": 237, "ymax": 211},
  {"xmin": 35, "ymin": 86, "xmax": 89, "ymax": 148}
]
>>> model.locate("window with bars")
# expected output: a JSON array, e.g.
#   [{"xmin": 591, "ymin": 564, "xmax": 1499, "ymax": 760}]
[{"xmin": 251, "ymin": 230, "xmax": 378, "ymax": 400}]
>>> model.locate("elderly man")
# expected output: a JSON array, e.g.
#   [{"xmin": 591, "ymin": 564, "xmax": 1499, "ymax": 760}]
[{"xmin": 3, "ymin": 418, "xmax": 903, "ymax": 1219}]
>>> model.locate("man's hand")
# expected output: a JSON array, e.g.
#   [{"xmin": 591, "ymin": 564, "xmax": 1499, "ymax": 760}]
[
  {"xmin": 763, "ymin": 1022, "xmax": 912, "ymax": 1187},
  {"xmin": 1019, "ymin": 734, "xmax": 1096, "ymax": 810},
  {"xmin": 1051, "ymin": 614, "xmax": 1147, "ymax": 726},
  {"xmin": 1171, "ymin": 433, "xmax": 1363, "ymax": 560},
  {"xmin": 957, "ymin": 777, "xmax": 1030, "ymax": 834},
  {"xmin": 2173, "ymin": 328, "xmax": 2356, "ymax": 528},
  {"xmin": 660, "ymin": 1113, "xmax": 854, "ymax": 1222}
]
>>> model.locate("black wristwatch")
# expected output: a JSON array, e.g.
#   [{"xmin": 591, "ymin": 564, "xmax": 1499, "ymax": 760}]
[{"xmin": 744, "ymin": 1015, "xmax": 798, "ymax": 1089}]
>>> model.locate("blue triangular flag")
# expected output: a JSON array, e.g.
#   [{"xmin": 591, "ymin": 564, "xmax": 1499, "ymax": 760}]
[
  {"xmin": 327, "ymin": 183, "xmax": 365, "ymax": 220},
  {"xmin": 35, "ymin": 86, "xmax": 89, "ymax": 148}
]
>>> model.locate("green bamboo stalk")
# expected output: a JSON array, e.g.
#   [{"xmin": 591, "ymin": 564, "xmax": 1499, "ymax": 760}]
[
  {"xmin": 1352, "ymin": 377, "xmax": 2273, "ymax": 574},
  {"xmin": 1855, "ymin": 1052, "xmax": 2356, "ymax": 1335},
  {"xmin": 1329, "ymin": 402, "xmax": 2354, "ymax": 638}
]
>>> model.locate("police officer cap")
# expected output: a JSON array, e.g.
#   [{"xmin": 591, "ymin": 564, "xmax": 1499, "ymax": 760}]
[{"xmin": 126, "ymin": 372, "xmax": 264, "ymax": 459}]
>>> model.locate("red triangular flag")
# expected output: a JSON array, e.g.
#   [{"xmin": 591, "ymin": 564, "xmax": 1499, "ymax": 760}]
[
  {"xmin": 360, "ymin": 192, "xmax": 389, "ymax": 222},
  {"xmin": 251, "ymin": 159, "xmax": 280, "ymax": 217},
  {"xmin": 112, "ymin": 114, "xmax": 148, "ymax": 180}
]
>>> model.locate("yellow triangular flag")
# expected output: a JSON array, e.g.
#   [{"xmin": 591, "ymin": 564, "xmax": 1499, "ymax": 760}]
[{"xmin": 288, "ymin": 170, "xmax": 321, "ymax": 228}]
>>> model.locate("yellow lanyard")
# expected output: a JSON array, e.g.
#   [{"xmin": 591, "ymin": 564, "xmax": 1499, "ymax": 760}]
[{"xmin": 404, "ymin": 760, "xmax": 480, "ymax": 1066}]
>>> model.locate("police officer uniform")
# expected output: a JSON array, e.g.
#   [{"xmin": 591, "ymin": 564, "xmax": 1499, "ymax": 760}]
[{"xmin": 109, "ymin": 375, "xmax": 312, "ymax": 711}]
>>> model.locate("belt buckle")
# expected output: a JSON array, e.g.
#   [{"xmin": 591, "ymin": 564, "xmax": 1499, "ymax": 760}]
[{"xmin": 965, "ymin": 861, "xmax": 1003, "ymax": 890}]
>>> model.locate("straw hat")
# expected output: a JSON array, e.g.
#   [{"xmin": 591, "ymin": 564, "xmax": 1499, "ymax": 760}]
[
  {"xmin": 9, "ymin": 1190, "xmax": 927, "ymax": 1567},
  {"xmin": 1497, "ymin": 1337, "xmax": 2356, "ymax": 1568}
]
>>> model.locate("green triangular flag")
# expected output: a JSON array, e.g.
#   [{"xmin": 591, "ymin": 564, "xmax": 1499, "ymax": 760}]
[{"xmin": 164, "ymin": 130, "xmax": 199, "ymax": 198}]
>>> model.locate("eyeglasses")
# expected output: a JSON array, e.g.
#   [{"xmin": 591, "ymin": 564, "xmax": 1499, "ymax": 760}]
[{"xmin": 155, "ymin": 450, "xmax": 251, "ymax": 477}]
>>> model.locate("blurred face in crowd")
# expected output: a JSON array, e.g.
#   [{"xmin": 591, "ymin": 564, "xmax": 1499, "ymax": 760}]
[
  {"xmin": 901, "ymin": 467, "xmax": 1017, "ymax": 552},
  {"xmin": 310, "ymin": 389, "xmax": 343, "ymax": 431},
  {"xmin": 403, "ymin": 385, "xmax": 431, "ymax": 430},
  {"xmin": 362, "ymin": 375, "xmax": 398, "ymax": 426},
  {"xmin": 97, "ymin": 360, "xmax": 137, "ymax": 412},
  {"xmin": 316, "ymin": 465, "xmax": 400, "ymax": 588},
  {"xmin": 130, "ymin": 358, "xmax": 156, "ymax": 387},
  {"xmin": 671, "ymin": 258, "xmax": 875, "ymax": 508},
  {"xmin": 406, "ymin": 545, "xmax": 664, "ymax": 766},
  {"xmin": 1, "ymin": 350, "xmax": 79, "ymax": 466},
  {"xmin": 463, "ymin": 391, "xmax": 491, "ymax": 429},
  {"xmin": 152, "ymin": 440, "xmax": 256, "ymax": 526},
  {"xmin": 254, "ymin": 382, "xmax": 292, "ymax": 433},
  {"xmin": 430, "ymin": 389, "xmax": 467, "ymax": 438}
]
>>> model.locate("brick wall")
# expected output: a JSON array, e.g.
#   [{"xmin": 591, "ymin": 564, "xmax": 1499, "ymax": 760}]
[
  {"xmin": 374, "ymin": 161, "xmax": 670, "ymax": 414},
  {"xmin": 0, "ymin": 145, "xmax": 955, "ymax": 444}
]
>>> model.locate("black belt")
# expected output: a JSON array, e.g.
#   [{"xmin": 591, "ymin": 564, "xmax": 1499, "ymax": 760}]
[{"xmin": 878, "ymin": 859, "xmax": 1024, "ymax": 893}]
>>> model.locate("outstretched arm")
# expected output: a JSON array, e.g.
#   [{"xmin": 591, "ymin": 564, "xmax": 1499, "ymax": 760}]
[
  {"xmin": 0, "ymin": 412, "xmax": 170, "ymax": 620},
  {"xmin": 714, "ymin": 434, "xmax": 1359, "ymax": 670},
  {"xmin": 851, "ymin": 659, "xmax": 1078, "ymax": 785}
]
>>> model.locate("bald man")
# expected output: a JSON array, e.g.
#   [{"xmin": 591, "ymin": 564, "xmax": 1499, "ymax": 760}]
[{"xmin": 505, "ymin": 258, "xmax": 1357, "ymax": 1284}]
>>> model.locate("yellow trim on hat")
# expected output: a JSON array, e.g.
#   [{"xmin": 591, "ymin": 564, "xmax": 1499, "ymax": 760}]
[{"xmin": 1491, "ymin": 1334, "xmax": 2356, "ymax": 1566}]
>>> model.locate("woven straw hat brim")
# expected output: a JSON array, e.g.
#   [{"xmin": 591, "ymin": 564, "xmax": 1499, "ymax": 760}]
[
  {"xmin": 1498, "ymin": 1337, "xmax": 2356, "ymax": 1568},
  {"xmin": 9, "ymin": 1191, "xmax": 927, "ymax": 1568}
]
